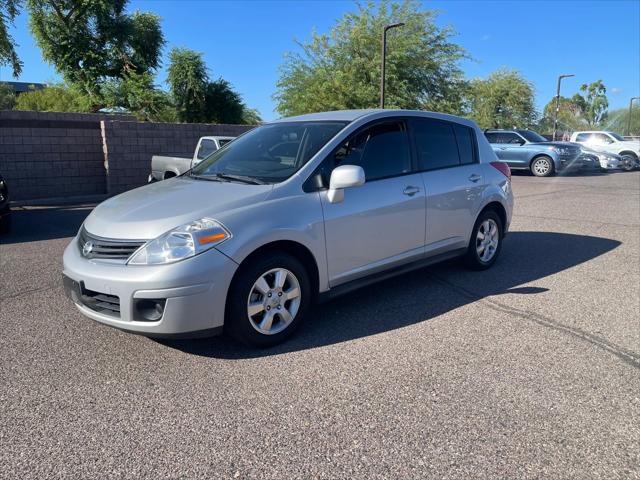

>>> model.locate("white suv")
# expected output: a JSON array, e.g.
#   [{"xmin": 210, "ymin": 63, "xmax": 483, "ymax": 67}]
[{"xmin": 570, "ymin": 131, "xmax": 640, "ymax": 170}]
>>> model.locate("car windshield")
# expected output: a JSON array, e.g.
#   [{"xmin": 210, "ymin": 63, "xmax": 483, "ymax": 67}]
[
  {"xmin": 608, "ymin": 132, "xmax": 625, "ymax": 141},
  {"xmin": 517, "ymin": 130, "xmax": 548, "ymax": 143},
  {"xmin": 191, "ymin": 121, "xmax": 348, "ymax": 183}
]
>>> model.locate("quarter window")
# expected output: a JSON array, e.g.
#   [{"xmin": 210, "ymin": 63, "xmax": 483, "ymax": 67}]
[
  {"xmin": 453, "ymin": 124, "xmax": 476, "ymax": 165},
  {"xmin": 575, "ymin": 133, "xmax": 590, "ymax": 142}
]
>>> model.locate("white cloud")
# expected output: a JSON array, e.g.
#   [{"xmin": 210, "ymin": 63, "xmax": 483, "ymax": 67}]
[{"xmin": 611, "ymin": 87, "xmax": 623, "ymax": 94}]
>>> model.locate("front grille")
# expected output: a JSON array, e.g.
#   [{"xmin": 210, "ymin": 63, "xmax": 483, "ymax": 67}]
[
  {"xmin": 81, "ymin": 288, "xmax": 121, "ymax": 317},
  {"xmin": 78, "ymin": 227, "xmax": 145, "ymax": 261}
]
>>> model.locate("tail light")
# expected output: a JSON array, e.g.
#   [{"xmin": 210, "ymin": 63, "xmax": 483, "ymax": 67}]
[{"xmin": 490, "ymin": 161, "xmax": 511, "ymax": 179}]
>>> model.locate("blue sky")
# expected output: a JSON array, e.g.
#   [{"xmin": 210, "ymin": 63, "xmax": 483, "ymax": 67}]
[{"xmin": 4, "ymin": 0, "xmax": 639, "ymax": 121}]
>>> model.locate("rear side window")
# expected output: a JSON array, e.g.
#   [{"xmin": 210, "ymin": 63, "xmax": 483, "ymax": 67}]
[
  {"xmin": 453, "ymin": 124, "xmax": 476, "ymax": 165},
  {"xmin": 332, "ymin": 121, "xmax": 411, "ymax": 181},
  {"xmin": 412, "ymin": 118, "xmax": 460, "ymax": 170},
  {"xmin": 485, "ymin": 132, "xmax": 522, "ymax": 144},
  {"xmin": 575, "ymin": 133, "xmax": 590, "ymax": 142}
]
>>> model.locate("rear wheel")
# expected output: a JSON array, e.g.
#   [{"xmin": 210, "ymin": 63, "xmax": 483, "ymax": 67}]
[
  {"xmin": 530, "ymin": 156, "xmax": 555, "ymax": 177},
  {"xmin": 464, "ymin": 210, "xmax": 503, "ymax": 270},
  {"xmin": 225, "ymin": 252, "xmax": 311, "ymax": 347}
]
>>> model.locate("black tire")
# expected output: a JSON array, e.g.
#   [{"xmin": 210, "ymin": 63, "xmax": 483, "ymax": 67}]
[
  {"xmin": 530, "ymin": 155, "xmax": 555, "ymax": 177},
  {"xmin": 225, "ymin": 252, "xmax": 311, "ymax": 347},
  {"xmin": 464, "ymin": 210, "xmax": 503, "ymax": 271},
  {"xmin": 0, "ymin": 213, "xmax": 11, "ymax": 234},
  {"xmin": 620, "ymin": 153, "xmax": 637, "ymax": 172}
]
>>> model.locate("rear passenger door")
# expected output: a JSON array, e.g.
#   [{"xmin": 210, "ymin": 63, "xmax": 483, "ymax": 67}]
[{"xmin": 410, "ymin": 118, "xmax": 485, "ymax": 254}]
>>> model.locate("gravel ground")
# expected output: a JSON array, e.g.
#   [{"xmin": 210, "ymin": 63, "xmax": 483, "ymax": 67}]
[{"xmin": 1, "ymin": 171, "xmax": 639, "ymax": 479}]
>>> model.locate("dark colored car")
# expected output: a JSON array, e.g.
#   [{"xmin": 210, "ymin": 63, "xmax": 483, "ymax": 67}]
[{"xmin": 0, "ymin": 173, "xmax": 11, "ymax": 234}]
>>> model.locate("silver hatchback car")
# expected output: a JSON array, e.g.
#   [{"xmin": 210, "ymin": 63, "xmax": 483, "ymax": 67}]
[{"xmin": 63, "ymin": 110, "xmax": 514, "ymax": 347}]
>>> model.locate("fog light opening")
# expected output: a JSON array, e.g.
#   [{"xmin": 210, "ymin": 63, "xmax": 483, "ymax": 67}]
[{"xmin": 135, "ymin": 299, "xmax": 166, "ymax": 322}]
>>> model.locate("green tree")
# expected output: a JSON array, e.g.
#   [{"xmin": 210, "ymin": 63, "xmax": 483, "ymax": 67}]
[
  {"xmin": 0, "ymin": 0, "xmax": 22, "ymax": 77},
  {"xmin": 466, "ymin": 69, "xmax": 537, "ymax": 129},
  {"xmin": 101, "ymin": 71, "xmax": 175, "ymax": 122},
  {"xmin": 538, "ymin": 94, "xmax": 588, "ymax": 134},
  {"xmin": 14, "ymin": 83, "xmax": 92, "ymax": 112},
  {"xmin": 27, "ymin": 0, "xmax": 164, "ymax": 107},
  {"xmin": 204, "ymin": 78, "xmax": 245, "ymax": 124},
  {"xmin": 604, "ymin": 107, "xmax": 640, "ymax": 136},
  {"xmin": 579, "ymin": 80, "xmax": 608, "ymax": 127},
  {"xmin": 0, "ymin": 81, "xmax": 16, "ymax": 109},
  {"xmin": 241, "ymin": 107, "xmax": 262, "ymax": 125},
  {"xmin": 274, "ymin": 0, "xmax": 467, "ymax": 116},
  {"xmin": 167, "ymin": 47, "xmax": 208, "ymax": 122}
]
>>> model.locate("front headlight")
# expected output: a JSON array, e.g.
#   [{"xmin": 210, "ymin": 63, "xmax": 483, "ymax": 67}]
[{"xmin": 128, "ymin": 218, "xmax": 231, "ymax": 265}]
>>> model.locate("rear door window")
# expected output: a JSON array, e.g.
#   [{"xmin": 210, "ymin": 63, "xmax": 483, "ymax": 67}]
[{"xmin": 411, "ymin": 118, "xmax": 460, "ymax": 170}]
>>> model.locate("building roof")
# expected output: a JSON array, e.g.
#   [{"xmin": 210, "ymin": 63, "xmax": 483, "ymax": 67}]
[{"xmin": 1, "ymin": 81, "xmax": 47, "ymax": 94}]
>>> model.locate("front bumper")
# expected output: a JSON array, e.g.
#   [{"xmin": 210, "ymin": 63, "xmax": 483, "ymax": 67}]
[{"xmin": 62, "ymin": 235, "xmax": 238, "ymax": 337}]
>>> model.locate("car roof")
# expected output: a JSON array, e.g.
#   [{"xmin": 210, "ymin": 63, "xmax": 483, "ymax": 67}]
[
  {"xmin": 269, "ymin": 109, "xmax": 478, "ymax": 128},
  {"xmin": 269, "ymin": 109, "xmax": 384, "ymax": 123}
]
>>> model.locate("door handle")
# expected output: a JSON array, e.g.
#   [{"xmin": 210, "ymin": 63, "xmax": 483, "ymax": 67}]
[
  {"xmin": 468, "ymin": 174, "xmax": 481, "ymax": 183},
  {"xmin": 403, "ymin": 186, "xmax": 421, "ymax": 196}
]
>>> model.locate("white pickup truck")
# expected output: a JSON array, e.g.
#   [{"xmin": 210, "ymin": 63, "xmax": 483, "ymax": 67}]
[
  {"xmin": 570, "ymin": 131, "xmax": 639, "ymax": 171},
  {"xmin": 149, "ymin": 136, "xmax": 235, "ymax": 182}
]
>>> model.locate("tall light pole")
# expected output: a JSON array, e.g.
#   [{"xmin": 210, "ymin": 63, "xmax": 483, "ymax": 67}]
[
  {"xmin": 627, "ymin": 97, "xmax": 639, "ymax": 136},
  {"xmin": 380, "ymin": 22, "xmax": 405, "ymax": 109},
  {"xmin": 552, "ymin": 73, "xmax": 575, "ymax": 141}
]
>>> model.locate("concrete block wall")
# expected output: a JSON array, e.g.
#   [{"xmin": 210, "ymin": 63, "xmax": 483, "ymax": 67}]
[
  {"xmin": 0, "ymin": 110, "xmax": 254, "ymax": 201},
  {"xmin": 102, "ymin": 121, "xmax": 253, "ymax": 194},
  {"xmin": 0, "ymin": 110, "xmax": 134, "ymax": 201}
]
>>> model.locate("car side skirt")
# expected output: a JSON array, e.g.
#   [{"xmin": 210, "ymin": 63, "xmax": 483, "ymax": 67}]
[{"xmin": 317, "ymin": 248, "xmax": 466, "ymax": 303}]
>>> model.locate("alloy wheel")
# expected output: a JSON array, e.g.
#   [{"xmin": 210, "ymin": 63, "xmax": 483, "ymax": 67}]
[
  {"xmin": 533, "ymin": 157, "xmax": 551, "ymax": 176},
  {"xmin": 246, "ymin": 268, "xmax": 302, "ymax": 335},
  {"xmin": 476, "ymin": 219, "xmax": 499, "ymax": 263}
]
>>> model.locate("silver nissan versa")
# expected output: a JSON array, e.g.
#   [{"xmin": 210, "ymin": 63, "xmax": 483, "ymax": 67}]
[{"xmin": 63, "ymin": 110, "xmax": 514, "ymax": 347}]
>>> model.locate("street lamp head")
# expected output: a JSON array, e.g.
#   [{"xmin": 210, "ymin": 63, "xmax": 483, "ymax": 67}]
[
  {"xmin": 560, "ymin": 74, "xmax": 575, "ymax": 79},
  {"xmin": 384, "ymin": 22, "xmax": 405, "ymax": 30}
]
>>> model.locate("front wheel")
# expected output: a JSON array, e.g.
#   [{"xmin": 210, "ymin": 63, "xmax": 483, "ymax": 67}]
[
  {"xmin": 530, "ymin": 156, "xmax": 555, "ymax": 177},
  {"xmin": 225, "ymin": 253, "xmax": 311, "ymax": 347},
  {"xmin": 464, "ymin": 210, "xmax": 503, "ymax": 270}
]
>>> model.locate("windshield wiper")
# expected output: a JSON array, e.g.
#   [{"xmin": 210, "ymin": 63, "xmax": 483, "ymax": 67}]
[
  {"xmin": 189, "ymin": 173, "xmax": 224, "ymax": 182},
  {"xmin": 215, "ymin": 173, "xmax": 266, "ymax": 185}
]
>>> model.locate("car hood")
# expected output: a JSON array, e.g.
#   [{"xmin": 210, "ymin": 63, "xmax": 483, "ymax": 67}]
[{"xmin": 84, "ymin": 176, "xmax": 273, "ymax": 240}]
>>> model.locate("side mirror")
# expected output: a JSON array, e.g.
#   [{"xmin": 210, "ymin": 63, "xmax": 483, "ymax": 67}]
[{"xmin": 327, "ymin": 165, "xmax": 365, "ymax": 203}]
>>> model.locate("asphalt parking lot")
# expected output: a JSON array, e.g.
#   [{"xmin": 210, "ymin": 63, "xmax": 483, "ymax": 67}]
[{"xmin": 1, "ymin": 171, "xmax": 639, "ymax": 479}]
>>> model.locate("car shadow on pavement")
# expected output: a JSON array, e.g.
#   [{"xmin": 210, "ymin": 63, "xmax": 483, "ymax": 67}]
[
  {"xmin": 0, "ymin": 205, "xmax": 94, "ymax": 245},
  {"xmin": 158, "ymin": 231, "xmax": 621, "ymax": 359}
]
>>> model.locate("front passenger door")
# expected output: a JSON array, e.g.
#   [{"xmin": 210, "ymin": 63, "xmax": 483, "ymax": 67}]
[{"xmin": 319, "ymin": 120, "xmax": 426, "ymax": 286}]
